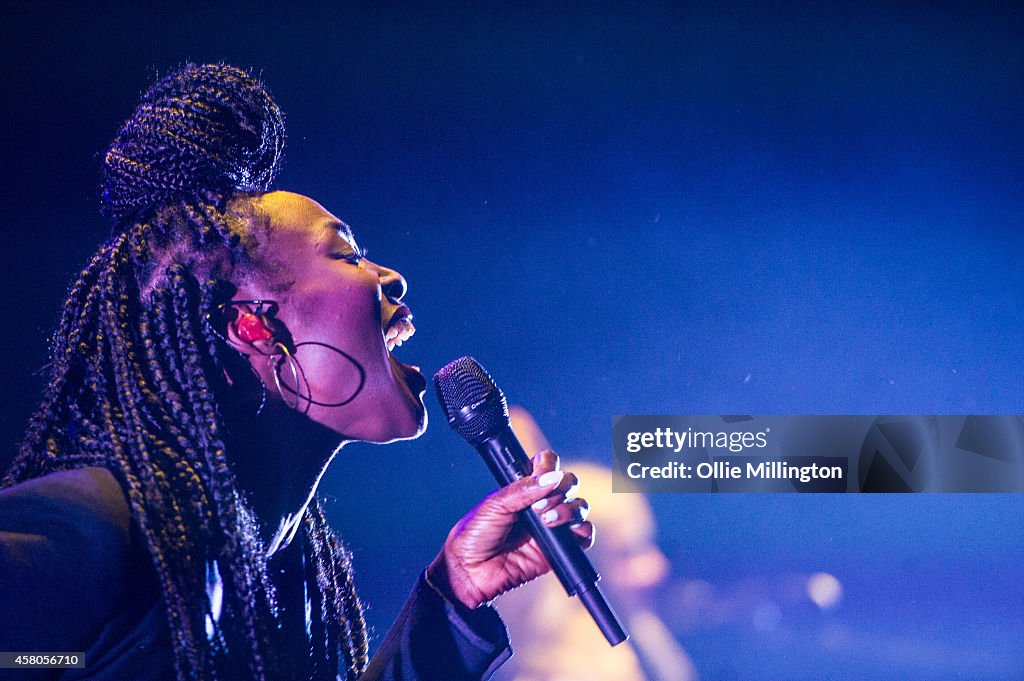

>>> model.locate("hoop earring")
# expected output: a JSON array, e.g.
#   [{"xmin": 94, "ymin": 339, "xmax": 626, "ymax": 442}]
[
  {"xmin": 290, "ymin": 341, "xmax": 366, "ymax": 407},
  {"xmin": 271, "ymin": 342, "xmax": 310, "ymax": 413},
  {"xmin": 269, "ymin": 341, "xmax": 367, "ymax": 409}
]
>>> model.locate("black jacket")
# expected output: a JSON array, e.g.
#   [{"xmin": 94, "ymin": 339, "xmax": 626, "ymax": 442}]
[{"xmin": 0, "ymin": 467, "xmax": 510, "ymax": 680}]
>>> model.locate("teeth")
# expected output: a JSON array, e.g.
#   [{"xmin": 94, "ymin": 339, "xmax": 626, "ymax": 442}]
[{"xmin": 385, "ymin": 317, "xmax": 415, "ymax": 352}]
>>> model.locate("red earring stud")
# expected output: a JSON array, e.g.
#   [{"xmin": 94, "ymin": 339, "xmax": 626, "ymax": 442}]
[{"xmin": 236, "ymin": 312, "xmax": 272, "ymax": 342}]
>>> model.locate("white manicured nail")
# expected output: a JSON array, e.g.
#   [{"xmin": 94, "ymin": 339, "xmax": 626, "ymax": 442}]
[
  {"xmin": 542, "ymin": 509, "xmax": 558, "ymax": 523},
  {"xmin": 532, "ymin": 498, "xmax": 549, "ymax": 511},
  {"xmin": 537, "ymin": 471, "xmax": 563, "ymax": 488}
]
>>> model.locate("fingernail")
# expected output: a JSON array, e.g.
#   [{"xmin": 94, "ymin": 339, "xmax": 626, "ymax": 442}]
[
  {"xmin": 532, "ymin": 498, "xmax": 549, "ymax": 511},
  {"xmin": 542, "ymin": 509, "xmax": 558, "ymax": 523},
  {"xmin": 537, "ymin": 471, "xmax": 564, "ymax": 488}
]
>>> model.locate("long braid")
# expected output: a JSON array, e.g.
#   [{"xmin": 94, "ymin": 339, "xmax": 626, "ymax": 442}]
[
  {"xmin": 5, "ymin": 64, "xmax": 369, "ymax": 681},
  {"xmin": 167, "ymin": 264, "xmax": 277, "ymax": 678},
  {"xmin": 329, "ymin": 522, "xmax": 370, "ymax": 676},
  {"xmin": 305, "ymin": 501, "xmax": 370, "ymax": 680}
]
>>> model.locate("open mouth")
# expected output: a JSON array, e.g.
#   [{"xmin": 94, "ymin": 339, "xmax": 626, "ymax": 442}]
[{"xmin": 384, "ymin": 308, "xmax": 415, "ymax": 352}]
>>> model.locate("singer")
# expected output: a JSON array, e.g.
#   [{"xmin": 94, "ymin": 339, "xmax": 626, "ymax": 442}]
[{"xmin": 0, "ymin": 64, "xmax": 592, "ymax": 680}]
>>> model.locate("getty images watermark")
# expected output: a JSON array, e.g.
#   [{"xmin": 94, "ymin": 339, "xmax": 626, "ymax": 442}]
[{"xmin": 612, "ymin": 415, "xmax": 1024, "ymax": 493}]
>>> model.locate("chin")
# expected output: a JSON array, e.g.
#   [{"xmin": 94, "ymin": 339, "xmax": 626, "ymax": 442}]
[
  {"xmin": 402, "ymin": 399, "xmax": 430, "ymax": 439},
  {"xmin": 379, "ymin": 403, "xmax": 428, "ymax": 443},
  {"xmin": 345, "ymin": 400, "xmax": 428, "ymax": 444}
]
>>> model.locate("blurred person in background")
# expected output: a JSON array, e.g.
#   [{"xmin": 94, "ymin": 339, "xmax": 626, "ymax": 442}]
[{"xmin": 494, "ymin": 407, "xmax": 699, "ymax": 681}]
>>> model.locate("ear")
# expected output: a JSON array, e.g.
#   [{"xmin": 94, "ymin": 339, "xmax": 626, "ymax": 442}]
[
  {"xmin": 237, "ymin": 312, "xmax": 273, "ymax": 342},
  {"xmin": 223, "ymin": 310, "xmax": 277, "ymax": 356}
]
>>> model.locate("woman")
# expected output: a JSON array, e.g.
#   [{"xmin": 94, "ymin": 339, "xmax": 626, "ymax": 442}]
[{"xmin": 0, "ymin": 63, "xmax": 591, "ymax": 681}]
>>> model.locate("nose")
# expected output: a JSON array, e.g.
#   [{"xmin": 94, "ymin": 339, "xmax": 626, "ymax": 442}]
[{"xmin": 369, "ymin": 261, "xmax": 407, "ymax": 302}]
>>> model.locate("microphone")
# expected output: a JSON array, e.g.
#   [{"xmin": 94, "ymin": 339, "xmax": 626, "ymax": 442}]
[{"xmin": 433, "ymin": 356, "xmax": 628, "ymax": 646}]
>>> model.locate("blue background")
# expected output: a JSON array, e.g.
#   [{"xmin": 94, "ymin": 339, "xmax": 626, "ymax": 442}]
[{"xmin": 2, "ymin": 2, "xmax": 1021, "ymax": 678}]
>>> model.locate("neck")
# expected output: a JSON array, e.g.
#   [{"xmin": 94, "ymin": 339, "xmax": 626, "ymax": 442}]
[{"xmin": 226, "ymin": 401, "xmax": 346, "ymax": 554}]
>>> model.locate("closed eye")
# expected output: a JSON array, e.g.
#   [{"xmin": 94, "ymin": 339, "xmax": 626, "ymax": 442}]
[{"xmin": 329, "ymin": 246, "xmax": 368, "ymax": 264}]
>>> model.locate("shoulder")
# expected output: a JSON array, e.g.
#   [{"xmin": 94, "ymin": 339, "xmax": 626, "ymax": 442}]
[
  {"xmin": 0, "ymin": 467, "xmax": 135, "ymax": 651},
  {"xmin": 1, "ymin": 466, "xmax": 131, "ymax": 530},
  {"xmin": 0, "ymin": 467, "xmax": 133, "ymax": 561}
]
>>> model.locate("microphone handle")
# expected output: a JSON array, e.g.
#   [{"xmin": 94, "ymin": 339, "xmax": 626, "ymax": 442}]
[{"xmin": 475, "ymin": 431, "xmax": 628, "ymax": 646}]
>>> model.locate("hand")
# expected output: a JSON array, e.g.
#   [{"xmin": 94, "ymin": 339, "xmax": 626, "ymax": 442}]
[{"xmin": 426, "ymin": 450, "xmax": 594, "ymax": 610}]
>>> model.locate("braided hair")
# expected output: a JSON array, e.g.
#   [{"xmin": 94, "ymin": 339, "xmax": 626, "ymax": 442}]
[{"xmin": 3, "ymin": 63, "xmax": 369, "ymax": 681}]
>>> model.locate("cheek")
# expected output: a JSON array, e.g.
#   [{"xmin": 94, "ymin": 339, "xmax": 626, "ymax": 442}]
[
  {"xmin": 289, "ymin": 279, "xmax": 382, "ymax": 349},
  {"xmin": 290, "ymin": 272, "xmax": 378, "ymax": 327}
]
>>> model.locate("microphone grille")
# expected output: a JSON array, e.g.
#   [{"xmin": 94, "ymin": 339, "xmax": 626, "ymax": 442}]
[{"xmin": 433, "ymin": 356, "xmax": 509, "ymax": 443}]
